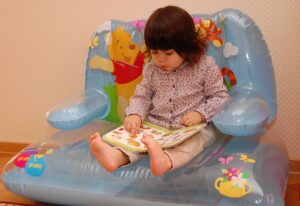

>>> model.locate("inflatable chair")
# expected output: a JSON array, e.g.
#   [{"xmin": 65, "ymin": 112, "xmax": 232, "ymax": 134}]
[{"xmin": 2, "ymin": 9, "xmax": 288, "ymax": 206}]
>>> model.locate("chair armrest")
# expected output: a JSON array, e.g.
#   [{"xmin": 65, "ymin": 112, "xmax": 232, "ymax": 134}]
[
  {"xmin": 46, "ymin": 89, "xmax": 110, "ymax": 130},
  {"xmin": 212, "ymin": 88, "xmax": 270, "ymax": 136}
]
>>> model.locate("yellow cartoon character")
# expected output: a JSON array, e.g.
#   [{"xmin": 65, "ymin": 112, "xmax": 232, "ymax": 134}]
[{"xmin": 89, "ymin": 27, "xmax": 145, "ymax": 120}]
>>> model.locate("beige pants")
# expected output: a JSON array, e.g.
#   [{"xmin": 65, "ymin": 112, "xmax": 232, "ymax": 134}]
[{"xmin": 118, "ymin": 125, "xmax": 216, "ymax": 170}]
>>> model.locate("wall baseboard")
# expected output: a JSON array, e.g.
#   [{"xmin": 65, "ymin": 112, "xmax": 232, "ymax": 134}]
[
  {"xmin": 289, "ymin": 159, "xmax": 300, "ymax": 173},
  {"xmin": 0, "ymin": 142, "xmax": 28, "ymax": 154}
]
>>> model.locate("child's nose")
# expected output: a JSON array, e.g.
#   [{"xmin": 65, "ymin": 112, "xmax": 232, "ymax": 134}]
[{"xmin": 158, "ymin": 54, "xmax": 166, "ymax": 62}]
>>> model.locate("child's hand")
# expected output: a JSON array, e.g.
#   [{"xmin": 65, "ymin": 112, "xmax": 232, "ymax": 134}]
[
  {"xmin": 181, "ymin": 111, "xmax": 205, "ymax": 127},
  {"xmin": 123, "ymin": 114, "xmax": 142, "ymax": 135}
]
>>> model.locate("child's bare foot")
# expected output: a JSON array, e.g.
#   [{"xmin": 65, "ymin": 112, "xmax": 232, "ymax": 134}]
[
  {"xmin": 142, "ymin": 134, "xmax": 172, "ymax": 176},
  {"xmin": 89, "ymin": 132, "xmax": 129, "ymax": 172}
]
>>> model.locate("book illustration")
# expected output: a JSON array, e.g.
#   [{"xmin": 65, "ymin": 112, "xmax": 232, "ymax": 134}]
[{"xmin": 103, "ymin": 122, "xmax": 206, "ymax": 152}]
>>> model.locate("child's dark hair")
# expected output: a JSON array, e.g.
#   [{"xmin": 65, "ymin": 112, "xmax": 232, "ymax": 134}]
[{"xmin": 144, "ymin": 5, "xmax": 207, "ymax": 65}]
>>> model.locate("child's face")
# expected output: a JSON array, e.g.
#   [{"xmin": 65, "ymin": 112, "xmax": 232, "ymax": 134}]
[{"xmin": 150, "ymin": 49, "xmax": 184, "ymax": 71}]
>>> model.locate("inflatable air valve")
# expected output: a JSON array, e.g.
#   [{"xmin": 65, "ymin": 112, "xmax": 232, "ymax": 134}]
[{"xmin": 46, "ymin": 89, "xmax": 110, "ymax": 130}]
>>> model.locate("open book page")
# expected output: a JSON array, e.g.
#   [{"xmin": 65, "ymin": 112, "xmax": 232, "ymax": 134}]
[{"xmin": 103, "ymin": 122, "xmax": 206, "ymax": 153}]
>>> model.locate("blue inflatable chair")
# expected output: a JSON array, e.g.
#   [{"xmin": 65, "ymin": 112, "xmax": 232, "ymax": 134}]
[{"xmin": 2, "ymin": 9, "xmax": 288, "ymax": 206}]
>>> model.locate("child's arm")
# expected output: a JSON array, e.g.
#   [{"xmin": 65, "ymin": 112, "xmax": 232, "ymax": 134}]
[
  {"xmin": 125, "ymin": 63, "xmax": 154, "ymax": 121},
  {"xmin": 195, "ymin": 57, "xmax": 230, "ymax": 122}
]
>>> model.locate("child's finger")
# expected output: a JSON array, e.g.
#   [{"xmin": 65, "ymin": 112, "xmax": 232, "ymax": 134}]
[
  {"xmin": 123, "ymin": 121, "xmax": 129, "ymax": 131},
  {"xmin": 131, "ymin": 127, "xmax": 137, "ymax": 135},
  {"xmin": 131, "ymin": 122, "xmax": 142, "ymax": 134},
  {"xmin": 136, "ymin": 121, "xmax": 141, "ymax": 130},
  {"xmin": 89, "ymin": 132, "xmax": 99, "ymax": 143},
  {"xmin": 186, "ymin": 120, "xmax": 193, "ymax": 126},
  {"xmin": 124, "ymin": 122, "xmax": 133, "ymax": 132},
  {"xmin": 181, "ymin": 116, "xmax": 189, "ymax": 126},
  {"xmin": 89, "ymin": 136, "xmax": 96, "ymax": 143},
  {"xmin": 187, "ymin": 122, "xmax": 193, "ymax": 127},
  {"xmin": 180, "ymin": 116, "xmax": 186, "ymax": 125}
]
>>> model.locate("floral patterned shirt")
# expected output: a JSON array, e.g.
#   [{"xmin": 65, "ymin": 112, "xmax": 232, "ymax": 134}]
[{"xmin": 125, "ymin": 55, "xmax": 229, "ymax": 129}]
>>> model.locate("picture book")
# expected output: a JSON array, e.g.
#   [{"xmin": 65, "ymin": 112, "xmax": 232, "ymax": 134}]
[{"xmin": 103, "ymin": 122, "xmax": 206, "ymax": 153}]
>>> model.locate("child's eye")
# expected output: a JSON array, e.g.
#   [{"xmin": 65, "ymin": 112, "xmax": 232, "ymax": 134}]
[
  {"xmin": 151, "ymin": 50, "xmax": 158, "ymax": 55},
  {"xmin": 164, "ymin": 50, "xmax": 173, "ymax": 55}
]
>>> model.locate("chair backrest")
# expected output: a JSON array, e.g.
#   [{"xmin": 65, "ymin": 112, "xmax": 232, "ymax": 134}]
[{"xmin": 84, "ymin": 8, "xmax": 276, "ymax": 128}]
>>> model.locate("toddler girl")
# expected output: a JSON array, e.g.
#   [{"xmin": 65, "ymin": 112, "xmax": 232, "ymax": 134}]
[{"xmin": 89, "ymin": 5, "xmax": 229, "ymax": 176}]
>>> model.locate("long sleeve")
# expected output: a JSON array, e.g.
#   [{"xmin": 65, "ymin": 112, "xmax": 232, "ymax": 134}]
[
  {"xmin": 195, "ymin": 57, "xmax": 229, "ymax": 122},
  {"xmin": 125, "ymin": 63, "xmax": 154, "ymax": 121}
]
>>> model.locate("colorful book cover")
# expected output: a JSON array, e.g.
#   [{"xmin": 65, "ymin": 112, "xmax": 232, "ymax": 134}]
[{"xmin": 103, "ymin": 122, "xmax": 206, "ymax": 153}]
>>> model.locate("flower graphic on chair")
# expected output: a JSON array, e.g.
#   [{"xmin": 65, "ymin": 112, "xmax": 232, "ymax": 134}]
[
  {"xmin": 222, "ymin": 167, "xmax": 240, "ymax": 181},
  {"xmin": 231, "ymin": 173, "xmax": 248, "ymax": 188},
  {"xmin": 215, "ymin": 167, "xmax": 252, "ymax": 198}
]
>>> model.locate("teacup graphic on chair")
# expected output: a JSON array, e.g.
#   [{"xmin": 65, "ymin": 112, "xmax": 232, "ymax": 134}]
[{"xmin": 214, "ymin": 167, "xmax": 252, "ymax": 198}]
